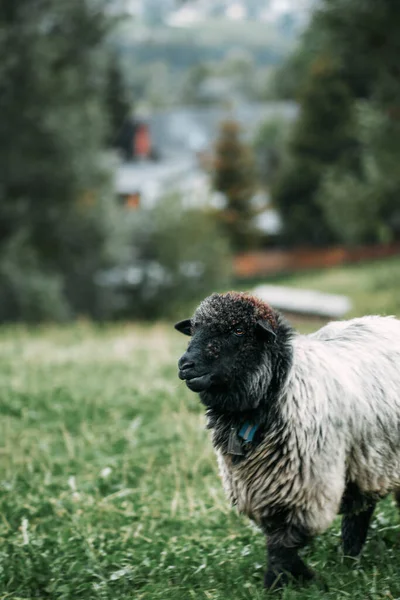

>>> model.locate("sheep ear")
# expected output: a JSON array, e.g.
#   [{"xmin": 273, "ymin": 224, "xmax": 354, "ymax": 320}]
[
  {"xmin": 256, "ymin": 320, "xmax": 276, "ymax": 342},
  {"xmin": 174, "ymin": 319, "xmax": 192, "ymax": 336}
]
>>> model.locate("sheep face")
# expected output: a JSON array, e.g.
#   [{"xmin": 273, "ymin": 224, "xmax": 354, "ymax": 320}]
[{"xmin": 175, "ymin": 292, "xmax": 279, "ymax": 412}]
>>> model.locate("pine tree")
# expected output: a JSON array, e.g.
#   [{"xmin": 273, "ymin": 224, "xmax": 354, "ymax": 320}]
[
  {"xmin": 319, "ymin": 0, "xmax": 400, "ymax": 108},
  {"xmin": 272, "ymin": 0, "xmax": 400, "ymax": 247},
  {"xmin": 213, "ymin": 120, "xmax": 258, "ymax": 251},
  {"xmin": 273, "ymin": 57, "xmax": 357, "ymax": 246}
]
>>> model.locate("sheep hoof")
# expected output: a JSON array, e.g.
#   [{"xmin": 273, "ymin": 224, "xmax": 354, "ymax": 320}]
[
  {"xmin": 264, "ymin": 570, "xmax": 289, "ymax": 590},
  {"xmin": 264, "ymin": 569, "xmax": 290, "ymax": 589},
  {"xmin": 342, "ymin": 541, "xmax": 364, "ymax": 558},
  {"xmin": 264, "ymin": 564, "xmax": 315, "ymax": 589}
]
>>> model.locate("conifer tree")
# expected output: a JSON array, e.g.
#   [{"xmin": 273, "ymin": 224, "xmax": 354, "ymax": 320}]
[
  {"xmin": 273, "ymin": 0, "xmax": 400, "ymax": 246},
  {"xmin": 273, "ymin": 57, "xmax": 357, "ymax": 246},
  {"xmin": 213, "ymin": 120, "xmax": 258, "ymax": 251}
]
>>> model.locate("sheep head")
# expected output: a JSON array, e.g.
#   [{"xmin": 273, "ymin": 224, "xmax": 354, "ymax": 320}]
[{"xmin": 175, "ymin": 292, "xmax": 290, "ymax": 413}]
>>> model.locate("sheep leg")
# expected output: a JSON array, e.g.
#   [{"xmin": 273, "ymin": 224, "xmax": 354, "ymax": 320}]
[
  {"xmin": 341, "ymin": 503, "xmax": 376, "ymax": 557},
  {"xmin": 264, "ymin": 530, "xmax": 314, "ymax": 589}
]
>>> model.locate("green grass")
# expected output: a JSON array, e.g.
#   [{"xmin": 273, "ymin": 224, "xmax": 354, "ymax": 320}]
[{"xmin": 1, "ymin": 257, "xmax": 400, "ymax": 599}]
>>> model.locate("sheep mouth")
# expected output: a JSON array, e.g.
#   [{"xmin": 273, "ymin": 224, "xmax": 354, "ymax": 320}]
[{"xmin": 183, "ymin": 373, "xmax": 215, "ymax": 392}]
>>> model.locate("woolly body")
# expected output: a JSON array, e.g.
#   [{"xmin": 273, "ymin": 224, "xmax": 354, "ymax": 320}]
[{"xmin": 217, "ymin": 315, "xmax": 400, "ymax": 538}]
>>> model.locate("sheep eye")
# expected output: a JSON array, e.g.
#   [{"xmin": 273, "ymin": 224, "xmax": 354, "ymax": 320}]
[{"xmin": 233, "ymin": 327, "xmax": 245, "ymax": 337}]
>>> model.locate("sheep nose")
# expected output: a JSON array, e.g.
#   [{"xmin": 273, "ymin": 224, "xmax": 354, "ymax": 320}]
[
  {"xmin": 178, "ymin": 349, "xmax": 196, "ymax": 371},
  {"xmin": 179, "ymin": 358, "xmax": 195, "ymax": 371}
]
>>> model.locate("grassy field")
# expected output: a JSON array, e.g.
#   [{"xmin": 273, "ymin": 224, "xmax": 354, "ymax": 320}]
[{"xmin": 1, "ymin": 257, "xmax": 400, "ymax": 600}]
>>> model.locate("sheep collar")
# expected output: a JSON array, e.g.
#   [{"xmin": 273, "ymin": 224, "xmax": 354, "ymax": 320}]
[{"xmin": 227, "ymin": 422, "xmax": 259, "ymax": 456}]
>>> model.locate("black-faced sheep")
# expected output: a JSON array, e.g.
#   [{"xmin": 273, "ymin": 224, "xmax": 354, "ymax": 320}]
[{"xmin": 175, "ymin": 291, "xmax": 400, "ymax": 588}]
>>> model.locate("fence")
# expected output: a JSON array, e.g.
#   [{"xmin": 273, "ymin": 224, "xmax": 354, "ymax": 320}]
[{"xmin": 234, "ymin": 243, "xmax": 400, "ymax": 279}]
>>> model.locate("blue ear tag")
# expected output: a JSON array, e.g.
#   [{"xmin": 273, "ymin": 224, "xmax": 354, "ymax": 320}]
[{"xmin": 238, "ymin": 423, "xmax": 259, "ymax": 443}]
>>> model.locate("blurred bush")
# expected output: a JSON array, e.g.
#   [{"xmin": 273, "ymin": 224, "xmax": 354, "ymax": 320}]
[
  {"xmin": 0, "ymin": 234, "xmax": 70, "ymax": 322},
  {"xmin": 0, "ymin": 185, "xmax": 130, "ymax": 322},
  {"xmin": 96, "ymin": 195, "xmax": 232, "ymax": 320}
]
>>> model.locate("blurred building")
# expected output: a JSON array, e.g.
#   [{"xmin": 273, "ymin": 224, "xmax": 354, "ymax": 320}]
[
  {"xmin": 114, "ymin": 155, "xmax": 212, "ymax": 210},
  {"xmin": 113, "ymin": 101, "xmax": 296, "ymax": 233},
  {"xmin": 115, "ymin": 118, "xmax": 154, "ymax": 163}
]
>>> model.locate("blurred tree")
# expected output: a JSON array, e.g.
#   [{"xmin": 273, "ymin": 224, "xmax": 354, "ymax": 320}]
[
  {"xmin": 320, "ymin": 0, "xmax": 400, "ymax": 243},
  {"xmin": 318, "ymin": 104, "xmax": 400, "ymax": 244},
  {"xmin": 105, "ymin": 52, "xmax": 133, "ymax": 148},
  {"xmin": 0, "ymin": 0, "xmax": 129, "ymax": 321},
  {"xmin": 272, "ymin": 0, "xmax": 400, "ymax": 248},
  {"xmin": 270, "ymin": 22, "xmax": 328, "ymax": 100},
  {"xmin": 273, "ymin": 57, "xmax": 357, "ymax": 246},
  {"xmin": 319, "ymin": 0, "xmax": 400, "ymax": 106},
  {"xmin": 213, "ymin": 120, "xmax": 259, "ymax": 251},
  {"xmin": 253, "ymin": 117, "xmax": 289, "ymax": 190}
]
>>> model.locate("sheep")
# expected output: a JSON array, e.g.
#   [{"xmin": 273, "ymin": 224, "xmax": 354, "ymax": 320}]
[{"xmin": 175, "ymin": 291, "xmax": 400, "ymax": 588}]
